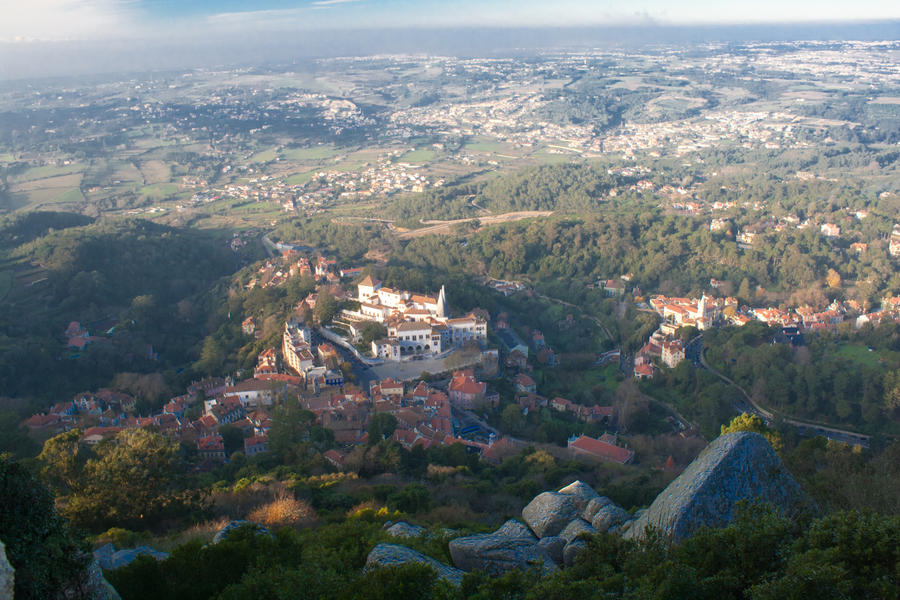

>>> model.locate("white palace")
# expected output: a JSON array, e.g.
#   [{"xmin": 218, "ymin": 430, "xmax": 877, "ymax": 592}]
[{"xmin": 341, "ymin": 275, "xmax": 487, "ymax": 360}]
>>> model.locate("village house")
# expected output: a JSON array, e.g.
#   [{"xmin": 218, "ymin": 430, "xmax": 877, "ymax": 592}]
[
  {"xmin": 448, "ymin": 370, "xmax": 488, "ymax": 409},
  {"xmin": 661, "ymin": 339, "xmax": 686, "ymax": 368},
  {"xmin": 197, "ymin": 435, "xmax": 225, "ymax": 462},
  {"xmin": 514, "ymin": 373, "xmax": 537, "ymax": 394},
  {"xmin": 283, "ymin": 321, "xmax": 315, "ymax": 375},
  {"xmin": 243, "ymin": 435, "xmax": 269, "ymax": 457},
  {"xmin": 568, "ymin": 434, "xmax": 635, "ymax": 464}
]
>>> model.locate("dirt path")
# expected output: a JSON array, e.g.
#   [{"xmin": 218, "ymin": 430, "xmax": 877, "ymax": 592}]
[{"xmin": 399, "ymin": 211, "xmax": 553, "ymax": 239}]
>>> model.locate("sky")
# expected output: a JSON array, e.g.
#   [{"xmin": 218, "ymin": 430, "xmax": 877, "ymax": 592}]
[{"xmin": 1, "ymin": 0, "xmax": 899, "ymax": 43}]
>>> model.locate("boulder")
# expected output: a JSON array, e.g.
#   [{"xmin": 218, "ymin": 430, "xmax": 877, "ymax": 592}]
[
  {"xmin": 1, "ymin": 541, "xmax": 13, "ymax": 600},
  {"xmin": 212, "ymin": 520, "xmax": 272, "ymax": 544},
  {"xmin": 494, "ymin": 519, "xmax": 536, "ymax": 540},
  {"xmin": 581, "ymin": 496, "xmax": 615, "ymax": 522},
  {"xmin": 557, "ymin": 481, "xmax": 601, "ymax": 513},
  {"xmin": 366, "ymin": 543, "xmax": 465, "ymax": 586},
  {"xmin": 100, "ymin": 546, "xmax": 170, "ymax": 570},
  {"xmin": 536, "ymin": 536, "xmax": 565, "ymax": 565},
  {"xmin": 449, "ymin": 533, "xmax": 557, "ymax": 576},
  {"xmin": 385, "ymin": 521, "xmax": 426, "ymax": 539},
  {"xmin": 559, "ymin": 519, "xmax": 597, "ymax": 543},
  {"xmin": 93, "ymin": 543, "xmax": 116, "ymax": 567},
  {"xmin": 562, "ymin": 539, "xmax": 587, "ymax": 567},
  {"xmin": 625, "ymin": 432, "xmax": 815, "ymax": 543},
  {"xmin": 591, "ymin": 505, "xmax": 631, "ymax": 533},
  {"xmin": 521, "ymin": 492, "xmax": 578, "ymax": 538},
  {"xmin": 81, "ymin": 558, "xmax": 123, "ymax": 600}
]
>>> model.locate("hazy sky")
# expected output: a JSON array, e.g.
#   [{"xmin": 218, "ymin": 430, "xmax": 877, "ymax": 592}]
[{"xmin": 2, "ymin": 0, "xmax": 899, "ymax": 42}]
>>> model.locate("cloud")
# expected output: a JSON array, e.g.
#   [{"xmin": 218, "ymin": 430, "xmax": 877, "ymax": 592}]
[
  {"xmin": 0, "ymin": 0, "xmax": 140, "ymax": 42},
  {"xmin": 311, "ymin": 0, "xmax": 362, "ymax": 5}
]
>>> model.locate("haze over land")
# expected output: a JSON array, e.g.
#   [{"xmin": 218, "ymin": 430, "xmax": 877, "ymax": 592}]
[{"xmin": 1, "ymin": 4, "xmax": 900, "ymax": 599}]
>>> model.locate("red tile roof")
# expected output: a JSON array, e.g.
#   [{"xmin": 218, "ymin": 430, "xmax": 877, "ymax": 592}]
[{"xmin": 569, "ymin": 435, "xmax": 634, "ymax": 464}]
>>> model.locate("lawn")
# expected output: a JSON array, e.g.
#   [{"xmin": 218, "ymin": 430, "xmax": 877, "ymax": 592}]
[{"xmin": 835, "ymin": 344, "xmax": 900, "ymax": 369}]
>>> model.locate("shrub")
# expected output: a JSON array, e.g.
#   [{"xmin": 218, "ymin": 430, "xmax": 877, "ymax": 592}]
[{"xmin": 247, "ymin": 493, "xmax": 317, "ymax": 528}]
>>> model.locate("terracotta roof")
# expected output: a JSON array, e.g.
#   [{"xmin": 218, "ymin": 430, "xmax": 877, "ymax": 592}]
[{"xmin": 569, "ymin": 435, "xmax": 634, "ymax": 464}]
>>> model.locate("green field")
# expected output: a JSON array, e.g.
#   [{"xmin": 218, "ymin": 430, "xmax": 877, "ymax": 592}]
[
  {"xmin": 139, "ymin": 183, "xmax": 180, "ymax": 198},
  {"xmin": 9, "ymin": 163, "xmax": 86, "ymax": 182},
  {"xmin": 531, "ymin": 149, "xmax": 576, "ymax": 164},
  {"xmin": 399, "ymin": 149, "xmax": 437, "ymax": 163},
  {"xmin": 281, "ymin": 145, "xmax": 340, "ymax": 161},
  {"xmin": 464, "ymin": 140, "xmax": 507, "ymax": 153},
  {"xmin": 56, "ymin": 188, "xmax": 85, "ymax": 204},
  {"xmin": 250, "ymin": 148, "xmax": 279, "ymax": 163},
  {"xmin": 835, "ymin": 344, "xmax": 899, "ymax": 369},
  {"xmin": 285, "ymin": 171, "xmax": 317, "ymax": 185}
]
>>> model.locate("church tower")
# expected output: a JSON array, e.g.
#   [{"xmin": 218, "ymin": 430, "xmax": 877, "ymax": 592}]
[{"xmin": 436, "ymin": 285, "xmax": 448, "ymax": 318}]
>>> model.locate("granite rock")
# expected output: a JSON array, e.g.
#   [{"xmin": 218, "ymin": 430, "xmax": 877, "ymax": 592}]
[
  {"xmin": 449, "ymin": 533, "xmax": 557, "ymax": 576},
  {"xmin": 536, "ymin": 536, "xmax": 565, "ymax": 565},
  {"xmin": 625, "ymin": 432, "xmax": 815, "ymax": 543},
  {"xmin": 557, "ymin": 481, "xmax": 601, "ymax": 513},
  {"xmin": 385, "ymin": 521, "xmax": 427, "ymax": 539},
  {"xmin": 591, "ymin": 505, "xmax": 631, "ymax": 533},
  {"xmin": 494, "ymin": 519, "xmax": 536, "ymax": 540},
  {"xmin": 559, "ymin": 519, "xmax": 597, "ymax": 543},
  {"xmin": 94, "ymin": 545, "xmax": 169, "ymax": 570},
  {"xmin": 521, "ymin": 492, "xmax": 578, "ymax": 538},
  {"xmin": 562, "ymin": 540, "xmax": 587, "ymax": 567},
  {"xmin": 581, "ymin": 496, "xmax": 615, "ymax": 522},
  {"xmin": 1, "ymin": 540, "xmax": 14, "ymax": 600},
  {"xmin": 366, "ymin": 543, "xmax": 465, "ymax": 586},
  {"xmin": 212, "ymin": 520, "xmax": 272, "ymax": 544}
]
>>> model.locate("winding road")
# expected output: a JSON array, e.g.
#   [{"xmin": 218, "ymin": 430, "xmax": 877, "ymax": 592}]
[{"xmin": 698, "ymin": 341, "xmax": 871, "ymax": 448}]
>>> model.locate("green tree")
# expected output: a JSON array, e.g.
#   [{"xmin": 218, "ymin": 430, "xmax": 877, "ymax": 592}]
[
  {"xmin": 721, "ymin": 413, "xmax": 783, "ymax": 453},
  {"xmin": 37, "ymin": 428, "xmax": 89, "ymax": 494},
  {"xmin": 63, "ymin": 428, "xmax": 191, "ymax": 531},
  {"xmin": 360, "ymin": 321, "xmax": 388, "ymax": 345},
  {"xmin": 219, "ymin": 424, "xmax": 245, "ymax": 456},
  {"xmin": 0, "ymin": 457, "xmax": 90, "ymax": 600},
  {"xmin": 314, "ymin": 293, "xmax": 338, "ymax": 324},
  {"xmin": 368, "ymin": 413, "xmax": 398, "ymax": 443}
]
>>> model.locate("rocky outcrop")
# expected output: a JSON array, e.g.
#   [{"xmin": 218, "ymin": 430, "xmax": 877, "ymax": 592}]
[
  {"xmin": 536, "ymin": 536, "xmax": 565, "ymax": 565},
  {"xmin": 521, "ymin": 492, "xmax": 578, "ymax": 538},
  {"xmin": 559, "ymin": 518, "xmax": 596, "ymax": 543},
  {"xmin": 212, "ymin": 520, "xmax": 272, "ymax": 544},
  {"xmin": 494, "ymin": 519, "xmax": 536, "ymax": 540},
  {"xmin": 557, "ymin": 481, "xmax": 601, "ymax": 513},
  {"xmin": 591, "ymin": 505, "xmax": 631, "ymax": 532},
  {"xmin": 93, "ymin": 544, "xmax": 170, "ymax": 570},
  {"xmin": 384, "ymin": 521, "xmax": 426, "ymax": 539},
  {"xmin": 562, "ymin": 540, "xmax": 586, "ymax": 567},
  {"xmin": 581, "ymin": 496, "xmax": 614, "ymax": 522},
  {"xmin": 1, "ymin": 541, "xmax": 14, "ymax": 600},
  {"xmin": 626, "ymin": 432, "xmax": 814, "ymax": 543},
  {"xmin": 448, "ymin": 533, "xmax": 556, "ymax": 576},
  {"xmin": 80, "ymin": 558, "xmax": 123, "ymax": 600},
  {"xmin": 366, "ymin": 543, "xmax": 466, "ymax": 586}
]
